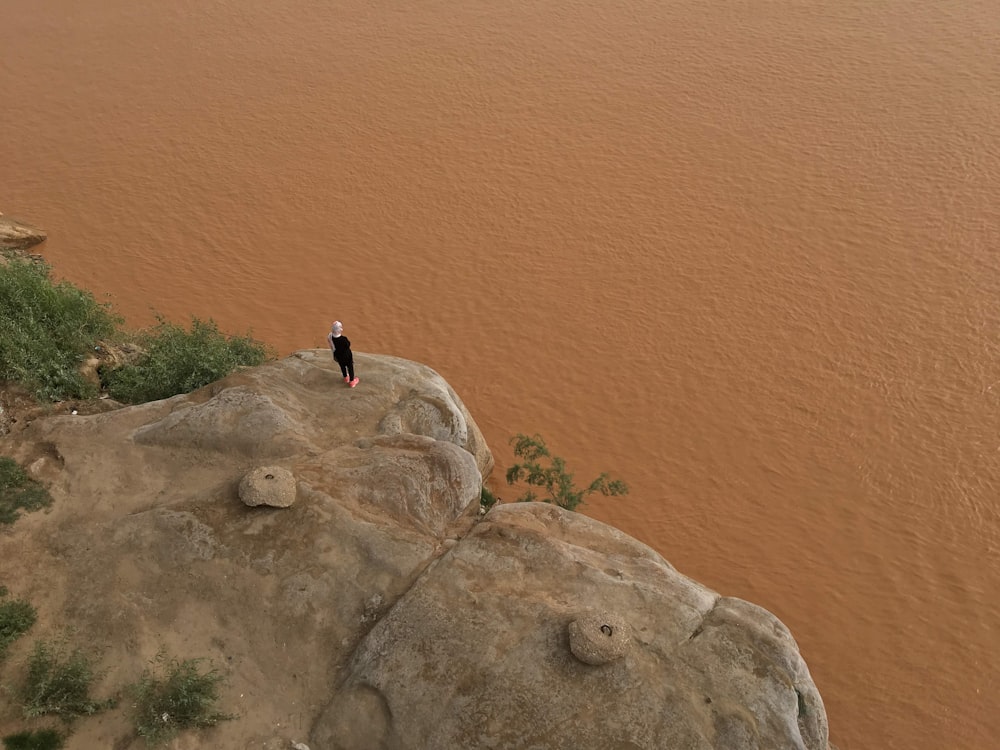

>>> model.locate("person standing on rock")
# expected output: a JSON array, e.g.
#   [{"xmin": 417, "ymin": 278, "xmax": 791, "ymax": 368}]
[{"xmin": 328, "ymin": 321, "xmax": 359, "ymax": 387}]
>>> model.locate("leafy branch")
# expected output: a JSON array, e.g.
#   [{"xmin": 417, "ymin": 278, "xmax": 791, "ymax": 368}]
[{"xmin": 503, "ymin": 433, "xmax": 628, "ymax": 512}]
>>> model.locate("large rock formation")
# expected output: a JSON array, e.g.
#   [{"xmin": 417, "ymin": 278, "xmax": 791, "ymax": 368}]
[{"xmin": 0, "ymin": 352, "xmax": 831, "ymax": 749}]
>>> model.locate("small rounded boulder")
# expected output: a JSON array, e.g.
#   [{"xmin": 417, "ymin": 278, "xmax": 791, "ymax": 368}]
[
  {"xmin": 239, "ymin": 466, "xmax": 297, "ymax": 508},
  {"xmin": 567, "ymin": 611, "xmax": 630, "ymax": 666}
]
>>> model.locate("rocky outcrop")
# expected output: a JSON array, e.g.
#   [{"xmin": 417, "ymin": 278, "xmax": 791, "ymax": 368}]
[
  {"xmin": 0, "ymin": 351, "xmax": 831, "ymax": 750},
  {"xmin": 313, "ymin": 501, "xmax": 829, "ymax": 750},
  {"xmin": 0, "ymin": 213, "xmax": 47, "ymax": 251}
]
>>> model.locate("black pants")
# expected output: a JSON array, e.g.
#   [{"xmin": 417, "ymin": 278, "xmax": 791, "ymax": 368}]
[{"xmin": 338, "ymin": 358, "xmax": 355, "ymax": 380}]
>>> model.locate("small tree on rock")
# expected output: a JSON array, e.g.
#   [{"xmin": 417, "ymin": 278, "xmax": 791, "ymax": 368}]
[{"xmin": 505, "ymin": 433, "xmax": 628, "ymax": 512}]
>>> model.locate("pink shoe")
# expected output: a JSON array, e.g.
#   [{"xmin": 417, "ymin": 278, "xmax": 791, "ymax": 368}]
[
  {"xmin": 344, "ymin": 376, "xmax": 351, "ymax": 383},
  {"xmin": 349, "ymin": 377, "xmax": 359, "ymax": 388}
]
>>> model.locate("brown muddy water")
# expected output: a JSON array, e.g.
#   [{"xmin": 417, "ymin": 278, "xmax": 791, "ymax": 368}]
[{"xmin": 3, "ymin": 1, "xmax": 999, "ymax": 747}]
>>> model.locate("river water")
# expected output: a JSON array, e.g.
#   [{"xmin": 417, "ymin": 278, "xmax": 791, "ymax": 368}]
[{"xmin": 4, "ymin": 1, "xmax": 999, "ymax": 747}]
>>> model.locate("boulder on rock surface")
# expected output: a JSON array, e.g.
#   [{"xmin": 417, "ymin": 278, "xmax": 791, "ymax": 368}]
[
  {"xmin": 239, "ymin": 465, "xmax": 297, "ymax": 507},
  {"xmin": 567, "ymin": 610, "xmax": 631, "ymax": 665}
]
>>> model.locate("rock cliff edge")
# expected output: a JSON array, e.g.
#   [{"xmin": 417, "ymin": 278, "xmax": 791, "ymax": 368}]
[{"xmin": 0, "ymin": 351, "xmax": 832, "ymax": 749}]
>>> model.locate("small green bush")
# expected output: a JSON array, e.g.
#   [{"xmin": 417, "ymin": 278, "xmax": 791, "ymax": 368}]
[
  {"xmin": 479, "ymin": 486, "xmax": 499, "ymax": 513},
  {"xmin": 19, "ymin": 639, "xmax": 112, "ymax": 721},
  {"xmin": 505, "ymin": 433, "xmax": 629, "ymax": 512},
  {"xmin": 103, "ymin": 316, "xmax": 270, "ymax": 404},
  {"xmin": 0, "ymin": 457, "xmax": 52, "ymax": 525},
  {"xmin": 131, "ymin": 652, "xmax": 233, "ymax": 746},
  {"xmin": 0, "ymin": 258, "xmax": 120, "ymax": 401},
  {"xmin": 0, "ymin": 591, "xmax": 37, "ymax": 659},
  {"xmin": 2, "ymin": 729, "xmax": 65, "ymax": 750}
]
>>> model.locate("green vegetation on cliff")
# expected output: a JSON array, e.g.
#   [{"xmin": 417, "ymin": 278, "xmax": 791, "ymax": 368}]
[
  {"xmin": 19, "ymin": 638, "xmax": 115, "ymax": 721},
  {"xmin": 2, "ymin": 729, "xmax": 66, "ymax": 750},
  {"xmin": 0, "ymin": 457, "xmax": 52, "ymax": 525},
  {"xmin": 0, "ymin": 586, "xmax": 37, "ymax": 659},
  {"xmin": 0, "ymin": 256, "xmax": 270, "ymax": 404},
  {"xmin": 102, "ymin": 316, "xmax": 269, "ymax": 404},
  {"xmin": 0, "ymin": 258, "xmax": 119, "ymax": 401},
  {"xmin": 130, "ymin": 652, "xmax": 234, "ymax": 746}
]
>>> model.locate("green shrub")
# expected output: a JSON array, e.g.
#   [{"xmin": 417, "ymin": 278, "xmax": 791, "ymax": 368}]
[
  {"xmin": 130, "ymin": 652, "xmax": 234, "ymax": 746},
  {"xmin": 505, "ymin": 433, "xmax": 629, "ymax": 512},
  {"xmin": 2, "ymin": 729, "xmax": 65, "ymax": 750},
  {"xmin": 103, "ymin": 316, "xmax": 270, "ymax": 404},
  {"xmin": 0, "ymin": 258, "xmax": 120, "ymax": 401},
  {"xmin": 0, "ymin": 457, "xmax": 52, "ymax": 525},
  {"xmin": 19, "ymin": 639, "xmax": 113, "ymax": 721},
  {"xmin": 479, "ymin": 486, "xmax": 499, "ymax": 513},
  {"xmin": 0, "ymin": 591, "xmax": 37, "ymax": 659}
]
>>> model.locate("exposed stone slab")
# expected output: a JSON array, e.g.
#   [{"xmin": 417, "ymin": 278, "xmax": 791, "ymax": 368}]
[{"xmin": 0, "ymin": 213, "xmax": 47, "ymax": 251}]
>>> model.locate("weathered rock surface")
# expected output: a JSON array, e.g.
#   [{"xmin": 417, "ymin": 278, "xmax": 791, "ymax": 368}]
[
  {"xmin": 313, "ymin": 502, "xmax": 829, "ymax": 750},
  {"xmin": 0, "ymin": 213, "xmax": 47, "ymax": 251},
  {"xmin": 0, "ymin": 351, "xmax": 831, "ymax": 750}
]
